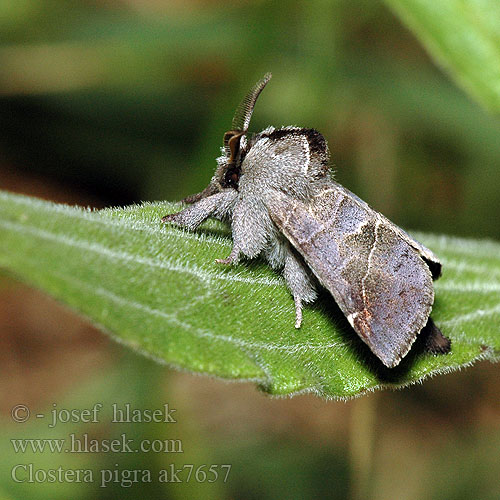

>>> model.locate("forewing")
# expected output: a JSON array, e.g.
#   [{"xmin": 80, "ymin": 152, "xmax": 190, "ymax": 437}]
[
  {"xmin": 335, "ymin": 184, "xmax": 442, "ymax": 280},
  {"xmin": 267, "ymin": 185, "xmax": 435, "ymax": 368}
]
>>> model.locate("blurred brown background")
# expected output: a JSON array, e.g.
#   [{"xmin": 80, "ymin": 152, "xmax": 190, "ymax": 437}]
[{"xmin": 1, "ymin": 0, "xmax": 499, "ymax": 499}]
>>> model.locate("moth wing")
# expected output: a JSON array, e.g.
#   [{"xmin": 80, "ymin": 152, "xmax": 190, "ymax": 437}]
[
  {"xmin": 392, "ymin": 225, "xmax": 441, "ymax": 279},
  {"xmin": 267, "ymin": 185, "xmax": 435, "ymax": 368},
  {"xmin": 334, "ymin": 184, "xmax": 442, "ymax": 280}
]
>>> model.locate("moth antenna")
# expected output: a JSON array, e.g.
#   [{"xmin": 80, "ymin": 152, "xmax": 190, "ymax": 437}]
[{"xmin": 231, "ymin": 72, "xmax": 272, "ymax": 133}]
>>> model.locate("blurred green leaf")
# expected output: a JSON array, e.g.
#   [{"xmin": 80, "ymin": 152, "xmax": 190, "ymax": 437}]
[
  {"xmin": 0, "ymin": 190, "xmax": 498, "ymax": 398},
  {"xmin": 385, "ymin": 0, "xmax": 500, "ymax": 112}
]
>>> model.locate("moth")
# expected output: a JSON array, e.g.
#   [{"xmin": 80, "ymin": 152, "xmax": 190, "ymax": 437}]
[{"xmin": 162, "ymin": 73, "xmax": 450, "ymax": 368}]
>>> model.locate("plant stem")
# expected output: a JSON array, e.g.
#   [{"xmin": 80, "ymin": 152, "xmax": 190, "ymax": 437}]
[{"xmin": 349, "ymin": 393, "xmax": 377, "ymax": 500}]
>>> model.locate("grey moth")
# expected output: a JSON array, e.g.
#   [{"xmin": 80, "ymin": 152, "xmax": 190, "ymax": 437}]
[{"xmin": 162, "ymin": 73, "xmax": 450, "ymax": 368}]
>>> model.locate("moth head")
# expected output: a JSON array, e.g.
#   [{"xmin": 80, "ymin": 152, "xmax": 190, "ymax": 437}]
[
  {"xmin": 182, "ymin": 73, "xmax": 272, "ymax": 204},
  {"xmin": 216, "ymin": 73, "xmax": 272, "ymax": 190},
  {"xmin": 220, "ymin": 129, "xmax": 245, "ymax": 188}
]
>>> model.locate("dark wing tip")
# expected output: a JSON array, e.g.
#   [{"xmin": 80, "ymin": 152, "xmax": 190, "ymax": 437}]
[
  {"xmin": 423, "ymin": 318, "xmax": 451, "ymax": 355},
  {"xmin": 423, "ymin": 256, "xmax": 442, "ymax": 280},
  {"xmin": 373, "ymin": 318, "xmax": 450, "ymax": 368}
]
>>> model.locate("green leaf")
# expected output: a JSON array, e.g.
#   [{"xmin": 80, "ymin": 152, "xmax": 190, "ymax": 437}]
[
  {"xmin": 384, "ymin": 0, "xmax": 500, "ymax": 113},
  {"xmin": 0, "ymin": 190, "xmax": 498, "ymax": 398}
]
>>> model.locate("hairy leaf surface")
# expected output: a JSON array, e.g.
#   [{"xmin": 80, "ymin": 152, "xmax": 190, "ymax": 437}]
[{"xmin": 0, "ymin": 191, "xmax": 498, "ymax": 398}]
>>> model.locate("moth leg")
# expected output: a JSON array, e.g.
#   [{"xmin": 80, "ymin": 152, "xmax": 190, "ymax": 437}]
[
  {"xmin": 215, "ymin": 246, "xmax": 241, "ymax": 265},
  {"xmin": 293, "ymin": 296, "xmax": 303, "ymax": 330},
  {"xmin": 283, "ymin": 248, "xmax": 318, "ymax": 328},
  {"xmin": 161, "ymin": 190, "xmax": 237, "ymax": 230},
  {"xmin": 216, "ymin": 196, "xmax": 271, "ymax": 266},
  {"xmin": 182, "ymin": 183, "xmax": 218, "ymax": 204}
]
